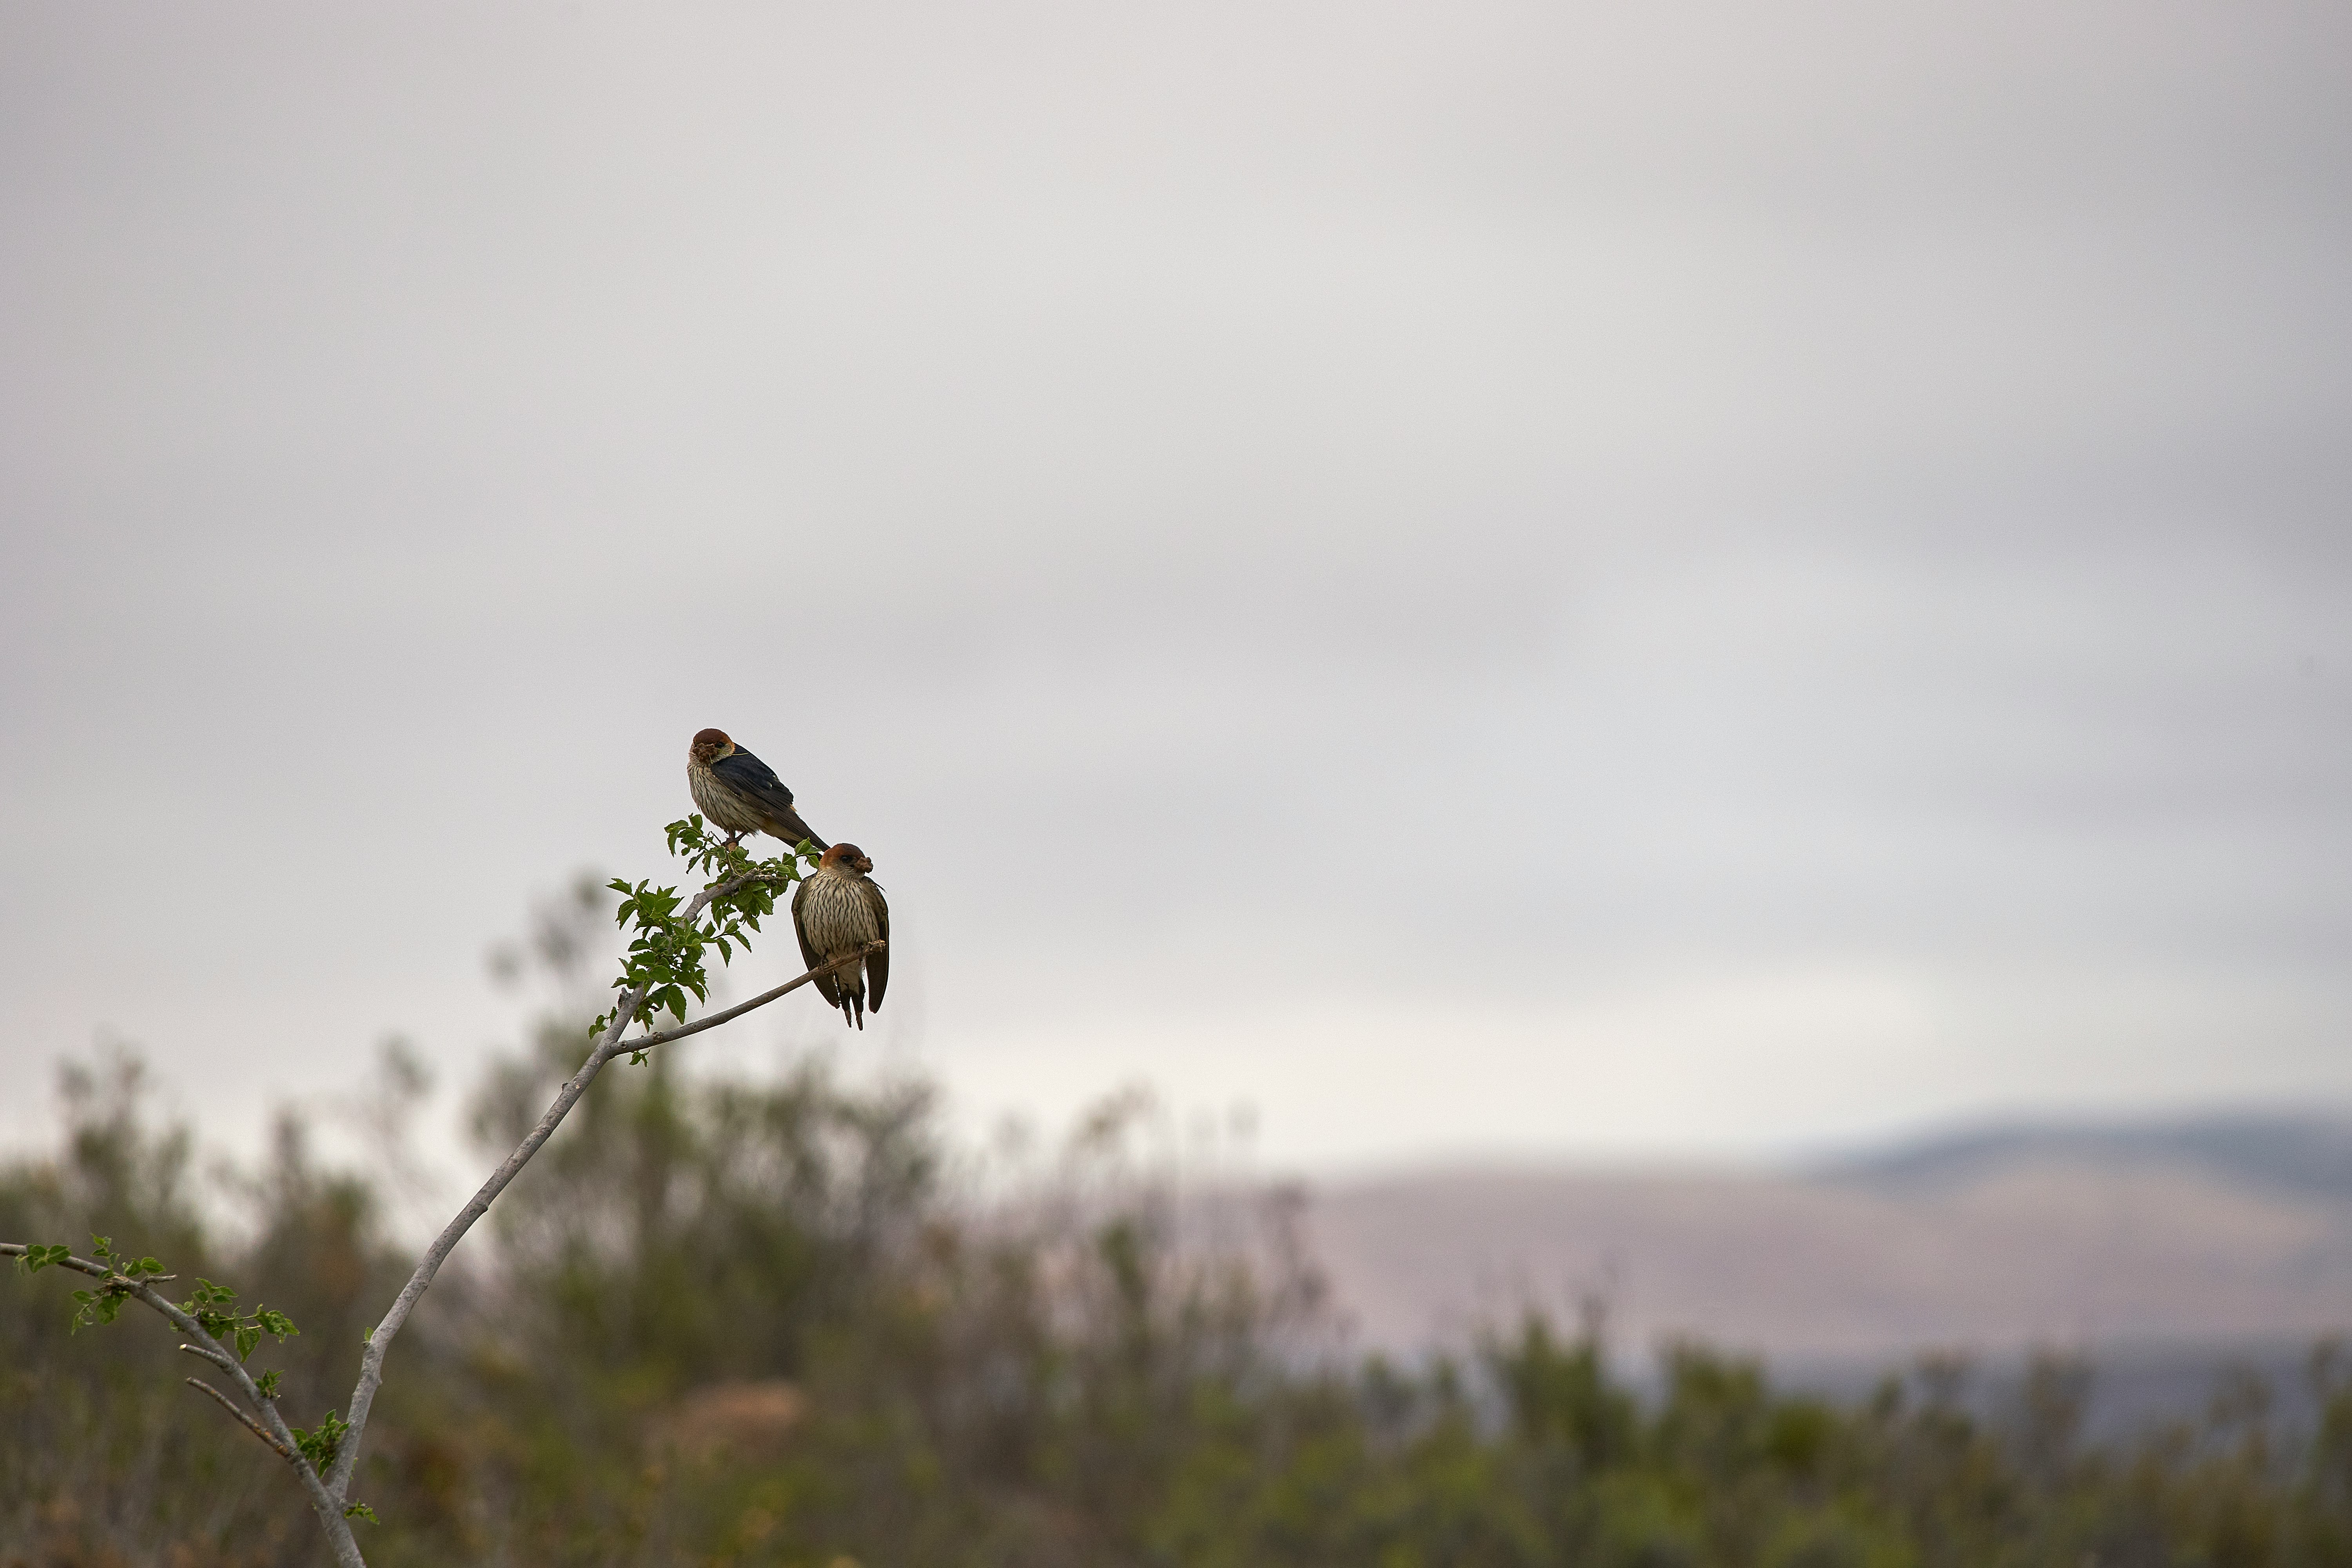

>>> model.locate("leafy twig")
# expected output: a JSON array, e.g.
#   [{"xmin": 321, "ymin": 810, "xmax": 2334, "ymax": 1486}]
[{"xmin": 592, "ymin": 816, "xmax": 819, "ymax": 1038}]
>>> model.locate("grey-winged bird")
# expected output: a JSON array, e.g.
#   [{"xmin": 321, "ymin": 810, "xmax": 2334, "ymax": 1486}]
[
  {"xmin": 686, "ymin": 728, "xmax": 828, "ymax": 852},
  {"xmin": 792, "ymin": 843, "xmax": 889, "ymax": 1029}
]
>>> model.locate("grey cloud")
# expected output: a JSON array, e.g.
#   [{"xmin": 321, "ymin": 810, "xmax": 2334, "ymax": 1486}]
[{"xmin": 2, "ymin": 0, "xmax": 2347, "ymax": 1167}]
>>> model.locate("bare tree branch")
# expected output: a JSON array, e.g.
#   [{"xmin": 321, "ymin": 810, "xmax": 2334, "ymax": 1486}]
[
  {"xmin": 6, "ymin": 866, "xmax": 883, "ymax": 1566},
  {"xmin": 177, "ymin": 1340, "xmax": 236, "ymax": 1370},
  {"xmin": 1, "ymin": 1243, "xmax": 365, "ymax": 1566},
  {"xmin": 325, "ymin": 863, "xmax": 880, "ymax": 1502},
  {"xmin": 186, "ymin": 1376, "xmax": 297, "ymax": 1461}
]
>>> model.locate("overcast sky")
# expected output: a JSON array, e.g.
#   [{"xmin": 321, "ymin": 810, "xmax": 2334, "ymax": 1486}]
[{"xmin": 3, "ymin": 0, "xmax": 2348, "ymax": 1177}]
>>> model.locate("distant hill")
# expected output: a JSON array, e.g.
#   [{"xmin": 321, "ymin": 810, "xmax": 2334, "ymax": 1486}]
[
  {"xmin": 1302, "ymin": 1113, "xmax": 2352, "ymax": 1367},
  {"xmin": 1821, "ymin": 1113, "xmax": 2352, "ymax": 1201}
]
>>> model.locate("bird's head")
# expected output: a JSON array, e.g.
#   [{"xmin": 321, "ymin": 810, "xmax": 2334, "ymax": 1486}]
[
  {"xmin": 689, "ymin": 728, "xmax": 735, "ymax": 763},
  {"xmin": 823, "ymin": 842, "xmax": 875, "ymax": 876}
]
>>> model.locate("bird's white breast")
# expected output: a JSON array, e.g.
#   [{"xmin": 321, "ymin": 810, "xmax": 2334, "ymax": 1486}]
[
  {"xmin": 688, "ymin": 759, "xmax": 763, "ymax": 834},
  {"xmin": 798, "ymin": 873, "xmax": 880, "ymax": 955}
]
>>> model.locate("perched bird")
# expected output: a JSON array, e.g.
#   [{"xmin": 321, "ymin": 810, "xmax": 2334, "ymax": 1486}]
[
  {"xmin": 686, "ymin": 728, "xmax": 828, "ymax": 852},
  {"xmin": 792, "ymin": 843, "xmax": 889, "ymax": 1029}
]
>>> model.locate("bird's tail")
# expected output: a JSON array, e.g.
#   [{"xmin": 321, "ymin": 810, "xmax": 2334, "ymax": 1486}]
[
  {"xmin": 770, "ymin": 807, "xmax": 828, "ymax": 853},
  {"xmin": 835, "ymin": 966, "xmax": 866, "ymax": 1031}
]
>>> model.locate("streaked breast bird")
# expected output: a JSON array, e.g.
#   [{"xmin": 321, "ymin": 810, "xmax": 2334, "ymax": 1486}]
[
  {"xmin": 791, "ymin": 843, "xmax": 889, "ymax": 1030},
  {"xmin": 686, "ymin": 728, "xmax": 828, "ymax": 853}
]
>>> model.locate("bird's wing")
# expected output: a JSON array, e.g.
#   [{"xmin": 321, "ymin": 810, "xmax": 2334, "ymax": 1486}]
[
  {"xmin": 716, "ymin": 748, "xmax": 826, "ymax": 848},
  {"xmin": 712, "ymin": 747, "xmax": 795, "ymax": 807},
  {"xmin": 766, "ymin": 804, "xmax": 828, "ymax": 853},
  {"xmin": 859, "ymin": 880, "xmax": 889, "ymax": 1013},
  {"xmin": 790, "ymin": 878, "xmax": 840, "ymax": 1006}
]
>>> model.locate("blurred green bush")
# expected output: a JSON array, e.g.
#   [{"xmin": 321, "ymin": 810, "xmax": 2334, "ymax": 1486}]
[{"xmin": 7, "ymin": 912, "xmax": 2351, "ymax": 1566}]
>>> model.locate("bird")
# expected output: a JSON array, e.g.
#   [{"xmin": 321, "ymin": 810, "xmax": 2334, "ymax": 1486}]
[
  {"xmin": 791, "ymin": 842, "xmax": 889, "ymax": 1029},
  {"xmin": 686, "ymin": 728, "xmax": 828, "ymax": 853}
]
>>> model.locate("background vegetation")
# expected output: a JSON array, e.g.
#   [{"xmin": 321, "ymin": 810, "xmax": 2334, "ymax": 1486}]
[{"xmin": 7, "ymin": 895, "xmax": 2351, "ymax": 1568}]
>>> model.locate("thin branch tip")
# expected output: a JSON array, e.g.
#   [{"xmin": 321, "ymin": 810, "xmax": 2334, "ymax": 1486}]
[
  {"xmin": 184, "ymin": 1376, "xmax": 297, "ymax": 1463},
  {"xmin": 624, "ymin": 938, "xmax": 891, "ymax": 1054}
]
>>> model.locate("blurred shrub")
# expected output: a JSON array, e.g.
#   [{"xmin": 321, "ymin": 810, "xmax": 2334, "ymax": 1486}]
[{"xmin": 7, "ymin": 936, "xmax": 2352, "ymax": 1565}]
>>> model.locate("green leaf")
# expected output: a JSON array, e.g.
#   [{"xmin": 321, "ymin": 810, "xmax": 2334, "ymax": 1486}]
[
  {"xmin": 185, "ymin": 1278, "xmax": 237, "ymax": 1309},
  {"xmin": 344, "ymin": 1503, "xmax": 379, "ymax": 1523},
  {"xmin": 291, "ymin": 1408, "xmax": 349, "ymax": 1472},
  {"xmin": 257, "ymin": 1368, "xmax": 283, "ymax": 1398}
]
